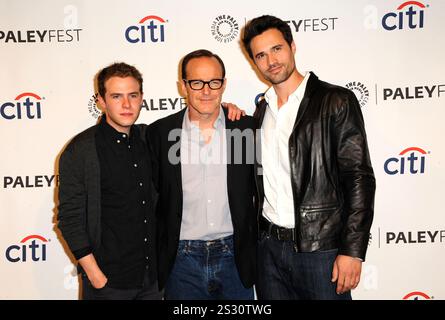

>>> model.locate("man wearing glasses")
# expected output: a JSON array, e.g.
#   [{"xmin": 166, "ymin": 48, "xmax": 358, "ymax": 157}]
[{"xmin": 148, "ymin": 49, "xmax": 257, "ymax": 299}]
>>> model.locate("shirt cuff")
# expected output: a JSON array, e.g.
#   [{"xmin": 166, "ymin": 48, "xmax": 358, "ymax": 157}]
[{"xmin": 72, "ymin": 246, "xmax": 93, "ymax": 260}]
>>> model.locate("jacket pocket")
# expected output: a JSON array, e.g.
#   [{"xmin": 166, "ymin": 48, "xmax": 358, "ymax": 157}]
[{"xmin": 299, "ymin": 205, "xmax": 340, "ymax": 240}]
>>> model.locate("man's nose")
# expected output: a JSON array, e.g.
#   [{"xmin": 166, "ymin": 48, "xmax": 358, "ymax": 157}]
[
  {"xmin": 122, "ymin": 96, "xmax": 130, "ymax": 108},
  {"xmin": 267, "ymin": 53, "xmax": 278, "ymax": 67},
  {"xmin": 202, "ymin": 83, "xmax": 211, "ymax": 94}
]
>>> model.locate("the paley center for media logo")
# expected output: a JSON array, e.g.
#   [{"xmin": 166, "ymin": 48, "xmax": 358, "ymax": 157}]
[
  {"xmin": 345, "ymin": 81, "xmax": 370, "ymax": 108},
  {"xmin": 211, "ymin": 15, "xmax": 239, "ymax": 43}
]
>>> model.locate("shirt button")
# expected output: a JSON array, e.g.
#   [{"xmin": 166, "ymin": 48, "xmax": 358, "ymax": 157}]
[
  {"xmin": 139, "ymin": 182, "xmax": 143, "ymax": 186},
  {"xmin": 142, "ymin": 200, "xmax": 146, "ymax": 205},
  {"xmin": 208, "ymin": 199, "xmax": 211, "ymax": 203},
  {"xmin": 122, "ymin": 134, "xmax": 126, "ymax": 138},
  {"xmin": 116, "ymin": 140, "xmax": 120, "ymax": 143},
  {"xmin": 134, "ymin": 163, "xmax": 138, "ymax": 167},
  {"xmin": 144, "ymin": 219, "xmax": 147, "ymax": 223},
  {"xmin": 144, "ymin": 238, "xmax": 147, "ymax": 242},
  {"xmin": 145, "ymin": 256, "xmax": 149, "ymax": 260}
]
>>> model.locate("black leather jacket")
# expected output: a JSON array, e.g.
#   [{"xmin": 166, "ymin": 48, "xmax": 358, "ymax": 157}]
[{"xmin": 254, "ymin": 72, "xmax": 375, "ymax": 260}]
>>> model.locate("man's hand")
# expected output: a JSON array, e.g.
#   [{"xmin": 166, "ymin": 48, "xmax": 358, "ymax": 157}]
[
  {"xmin": 331, "ymin": 254, "xmax": 362, "ymax": 294},
  {"xmin": 78, "ymin": 253, "xmax": 108, "ymax": 289},
  {"xmin": 222, "ymin": 102, "xmax": 246, "ymax": 121},
  {"xmin": 88, "ymin": 269, "xmax": 108, "ymax": 289}
]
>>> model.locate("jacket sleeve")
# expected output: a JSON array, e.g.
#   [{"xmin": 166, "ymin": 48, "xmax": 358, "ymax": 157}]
[
  {"xmin": 57, "ymin": 142, "xmax": 92, "ymax": 259},
  {"xmin": 334, "ymin": 90, "xmax": 376, "ymax": 261}
]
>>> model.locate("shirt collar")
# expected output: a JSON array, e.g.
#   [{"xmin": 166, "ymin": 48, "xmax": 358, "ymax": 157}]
[
  {"xmin": 183, "ymin": 105, "xmax": 225, "ymax": 131},
  {"xmin": 99, "ymin": 115, "xmax": 134, "ymax": 144}
]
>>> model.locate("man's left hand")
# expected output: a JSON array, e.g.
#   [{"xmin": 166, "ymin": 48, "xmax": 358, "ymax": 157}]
[{"xmin": 331, "ymin": 254, "xmax": 362, "ymax": 295}]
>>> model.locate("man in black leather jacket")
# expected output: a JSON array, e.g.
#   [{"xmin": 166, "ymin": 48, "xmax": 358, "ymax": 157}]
[{"xmin": 242, "ymin": 15, "xmax": 376, "ymax": 299}]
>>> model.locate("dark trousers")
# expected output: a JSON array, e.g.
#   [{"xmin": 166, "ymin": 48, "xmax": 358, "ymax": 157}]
[
  {"xmin": 256, "ymin": 231, "xmax": 352, "ymax": 300},
  {"xmin": 164, "ymin": 235, "xmax": 254, "ymax": 300},
  {"xmin": 82, "ymin": 269, "xmax": 163, "ymax": 300}
]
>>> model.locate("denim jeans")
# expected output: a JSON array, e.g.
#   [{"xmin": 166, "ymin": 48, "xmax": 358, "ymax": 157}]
[
  {"xmin": 164, "ymin": 235, "xmax": 254, "ymax": 300},
  {"xmin": 256, "ymin": 231, "xmax": 352, "ymax": 300}
]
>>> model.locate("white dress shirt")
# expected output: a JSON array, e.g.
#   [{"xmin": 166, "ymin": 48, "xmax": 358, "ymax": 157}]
[
  {"xmin": 261, "ymin": 72, "xmax": 310, "ymax": 228},
  {"xmin": 180, "ymin": 106, "xmax": 233, "ymax": 240}
]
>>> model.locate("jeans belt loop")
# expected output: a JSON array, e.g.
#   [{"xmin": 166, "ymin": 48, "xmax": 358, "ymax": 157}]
[{"xmin": 276, "ymin": 227, "xmax": 283, "ymax": 241}]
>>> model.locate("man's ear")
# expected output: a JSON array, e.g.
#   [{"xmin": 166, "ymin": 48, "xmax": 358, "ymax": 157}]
[
  {"xmin": 179, "ymin": 80, "xmax": 187, "ymax": 97},
  {"xmin": 97, "ymin": 94, "xmax": 106, "ymax": 112},
  {"xmin": 221, "ymin": 78, "xmax": 227, "ymax": 94}
]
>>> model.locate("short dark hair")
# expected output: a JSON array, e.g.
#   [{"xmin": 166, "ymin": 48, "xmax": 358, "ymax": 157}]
[
  {"xmin": 181, "ymin": 49, "xmax": 226, "ymax": 79},
  {"xmin": 242, "ymin": 15, "xmax": 293, "ymax": 59},
  {"xmin": 97, "ymin": 62, "xmax": 143, "ymax": 98}
]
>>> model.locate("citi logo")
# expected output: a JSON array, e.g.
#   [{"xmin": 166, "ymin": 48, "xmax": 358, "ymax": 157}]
[
  {"xmin": 5, "ymin": 235, "xmax": 48, "ymax": 262},
  {"xmin": 384, "ymin": 147, "xmax": 428, "ymax": 175},
  {"xmin": 125, "ymin": 15, "xmax": 167, "ymax": 43},
  {"xmin": 1, "ymin": 92, "xmax": 43, "ymax": 120},
  {"xmin": 403, "ymin": 291, "xmax": 432, "ymax": 300},
  {"xmin": 382, "ymin": 1, "xmax": 427, "ymax": 30}
]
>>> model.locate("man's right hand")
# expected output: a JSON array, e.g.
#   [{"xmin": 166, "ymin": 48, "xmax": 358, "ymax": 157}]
[
  {"xmin": 78, "ymin": 253, "xmax": 108, "ymax": 289},
  {"xmin": 89, "ymin": 271, "xmax": 108, "ymax": 289}
]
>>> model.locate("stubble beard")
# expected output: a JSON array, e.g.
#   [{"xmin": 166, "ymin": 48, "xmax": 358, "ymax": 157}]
[{"xmin": 265, "ymin": 63, "xmax": 296, "ymax": 85}]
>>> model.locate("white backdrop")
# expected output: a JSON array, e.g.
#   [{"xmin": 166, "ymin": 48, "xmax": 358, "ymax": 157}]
[{"xmin": 1, "ymin": 0, "xmax": 444, "ymax": 300}]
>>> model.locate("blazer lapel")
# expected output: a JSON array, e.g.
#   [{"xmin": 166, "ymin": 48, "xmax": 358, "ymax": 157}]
[
  {"xmin": 171, "ymin": 108, "xmax": 187, "ymax": 197},
  {"xmin": 223, "ymin": 108, "xmax": 234, "ymax": 194}
]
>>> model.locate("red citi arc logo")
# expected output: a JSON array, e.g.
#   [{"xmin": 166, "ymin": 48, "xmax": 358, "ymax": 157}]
[
  {"xmin": 125, "ymin": 15, "xmax": 167, "ymax": 43},
  {"xmin": 382, "ymin": 1, "xmax": 427, "ymax": 30},
  {"xmin": 1, "ymin": 92, "xmax": 43, "ymax": 120},
  {"xmin": 384, "ymin": 147, "xmax": 428, "ymax": 175},
  {"xmin": 5, "ymin": 234, "xmax": 48, "ymax": 262},
  {"xmin": 403, "ymin": 291, "xmax": 431, "ymax": 300}
]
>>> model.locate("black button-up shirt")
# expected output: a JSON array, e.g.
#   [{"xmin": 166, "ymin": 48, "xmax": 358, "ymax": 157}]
[{"xmin": 94, "ymin": 117, "xmax": 151, "ymax": 289}]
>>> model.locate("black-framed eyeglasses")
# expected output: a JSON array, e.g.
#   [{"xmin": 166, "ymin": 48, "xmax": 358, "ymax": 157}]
[{"xmin": 183, "ymin": 78, "xmax": 225, "ymax": 90}]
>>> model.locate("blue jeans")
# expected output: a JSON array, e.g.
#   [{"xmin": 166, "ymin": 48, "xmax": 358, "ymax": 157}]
[
  {"xmin": 164, "ymin": 235, "xmax": 254, "ymax": 300},
  {"xmin": 257, "ymin": 231, "xmax": 352, "ymax": 300}
]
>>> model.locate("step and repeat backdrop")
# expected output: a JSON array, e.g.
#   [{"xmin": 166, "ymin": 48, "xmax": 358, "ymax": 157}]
[{"xmin": 1, "ymin": 0, "xmax": 444, "ymax": 300}]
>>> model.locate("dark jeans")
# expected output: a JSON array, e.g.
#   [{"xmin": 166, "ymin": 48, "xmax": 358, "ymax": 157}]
[
  {"xmin": 257, "ymin": 231, "xmax": 352, "ymax": 300},
  {"xmin": 82, "ymin": 269, "xmax": 163, "ymax": 300},
  {"xmin": 164, "ymin": 235, "xmax": 254, "ymax": 300}
]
